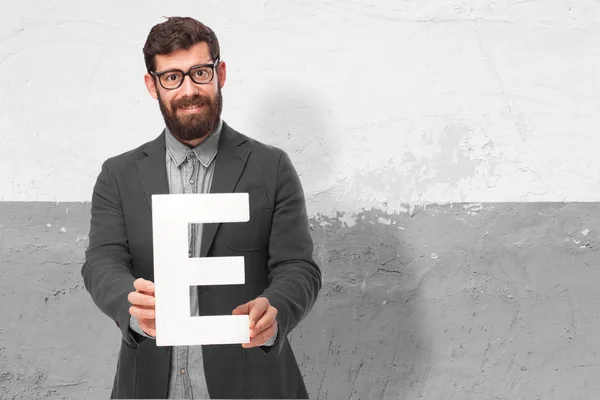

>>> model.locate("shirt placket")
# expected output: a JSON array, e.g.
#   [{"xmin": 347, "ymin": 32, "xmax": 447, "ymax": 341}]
[{"xmin": 179, "ymin": 153, "xmax": 201, "ymax": 399}]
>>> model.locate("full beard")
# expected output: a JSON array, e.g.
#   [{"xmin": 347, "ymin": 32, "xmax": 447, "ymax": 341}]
[{"xmin": 158, "ymin": 87, "xmax": 223, "ymax": 142}]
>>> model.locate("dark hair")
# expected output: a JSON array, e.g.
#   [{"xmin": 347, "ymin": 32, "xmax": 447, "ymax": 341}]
[{"xmin": 143, "ymin": 17, "xmax": 220, "ymax": 73}]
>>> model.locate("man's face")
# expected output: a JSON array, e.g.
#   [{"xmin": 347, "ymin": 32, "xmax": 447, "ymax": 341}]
[{"xmin": 144, "ymin": 42, "xmax": 226, "ymax": 143}]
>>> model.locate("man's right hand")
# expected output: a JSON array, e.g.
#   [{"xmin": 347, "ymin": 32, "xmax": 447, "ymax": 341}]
[{"xmin": 128, "ymin": 278, "xmax": 156, "ymax": 337}]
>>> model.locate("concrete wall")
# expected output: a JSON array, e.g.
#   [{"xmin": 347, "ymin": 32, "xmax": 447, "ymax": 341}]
[{"xmin": 1, "ymin": 1, "xmax": 599, "ymax": 399}]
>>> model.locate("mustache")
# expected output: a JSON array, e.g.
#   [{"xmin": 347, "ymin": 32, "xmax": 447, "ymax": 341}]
[{"xmin": 174, "ymin": 94, "xmax": 210, "ymax": 109}]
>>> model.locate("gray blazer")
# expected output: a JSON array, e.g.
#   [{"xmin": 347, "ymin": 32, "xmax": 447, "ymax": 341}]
[{"xmin": 81, "ymin": 121, "xmax": 322, "ymax": 399}]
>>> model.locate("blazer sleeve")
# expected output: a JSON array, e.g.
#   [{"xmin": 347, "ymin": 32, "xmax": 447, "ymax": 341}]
[
  {"xmin": 81, "ymin": 160, "xmax": 147, "ymax": 347},
  {"xmin": 259, "ymin": 150, "xmax": 322, "ymax": 354}
]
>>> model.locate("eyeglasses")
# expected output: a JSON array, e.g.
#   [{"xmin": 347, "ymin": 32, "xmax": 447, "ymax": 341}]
[{"xmin": 151, "ymin": 60, "xmax": 219, "ymax": 90}]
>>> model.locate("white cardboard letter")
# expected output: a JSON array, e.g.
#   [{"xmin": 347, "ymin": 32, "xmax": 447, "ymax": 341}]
[{"xmin": 151, "ymin": 193, "xmax": 250, "ymax": 346}]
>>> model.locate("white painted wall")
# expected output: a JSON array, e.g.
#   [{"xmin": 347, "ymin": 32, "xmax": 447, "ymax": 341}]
[{"xmin": 1, "ymin": 0, "xmax": 599, "ymax": 216}]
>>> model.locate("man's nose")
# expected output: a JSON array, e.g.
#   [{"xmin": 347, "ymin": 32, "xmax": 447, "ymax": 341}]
[{"xmin": 179, "ymin": 74, "xmax": 199, "ymax": 97}]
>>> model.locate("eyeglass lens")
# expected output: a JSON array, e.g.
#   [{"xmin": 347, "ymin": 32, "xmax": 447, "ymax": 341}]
[{"xmin": 160, "ymin": 66, "xmax": 214, "ymax": 89}]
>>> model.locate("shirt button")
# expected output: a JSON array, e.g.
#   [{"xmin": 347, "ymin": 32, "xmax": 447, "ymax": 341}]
[
  {"xmin": 189, "ymin": 179, "xmax": 195, "ymax": 185},
  {"xmin": 180, "ymin": 369, "xmax": 186, "ymax": 375}
]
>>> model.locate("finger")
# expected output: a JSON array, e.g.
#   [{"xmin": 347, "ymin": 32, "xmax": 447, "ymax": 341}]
[
  {"xmin": 143, "ymin": 328, "xmax": 156, "ymax": 337},
  {"xmin": 138, "ymin": 319, "xmax": 156, "ymax": 337},
  {"xmin": 131, "ymin": 304, "xmax": 154, "ymax": 311},
  {"xmin": 248, "ymin": 298, "xmax": 268, "ymax": 330},
  {"xmin": 129, "ymin": 305, "xmax": 155, "ymax": 320},
  {"xmin": 134, "ymin": 278, "xmax": 155, "ymax": 294},
  {"xmin": 232, "ymin": 301, "xmax": 252, "ymax": 316},
  {"xmin": 251, "ymin": 306, "xmax": 277, "ymax": 337},
  {"xmin": 252, "ymin": 321, "xmax": 277, "ymax": 345},
  {"xmin": 133, "ymin": 278, "xmax": 148, "ymax": 290},
  {"xmin": 127, "ymin": 291, "xmax": 155, "ymax": 306},
  {"xmin": 243, "ymin": 321, "xmax": 277, "ymax": 348}
]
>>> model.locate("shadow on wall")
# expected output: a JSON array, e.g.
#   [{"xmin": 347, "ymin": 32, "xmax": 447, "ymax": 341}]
[
  {"xmin": 247, "ymin": 75, "xmax": 337, "ymax": 211},
  {"xmin": 297, "ymin": 210, "xmax": 430, "ymax": 400},
  {"xmin": 249, "ymin": 79, "xmax": 429, "ymax": 399}
]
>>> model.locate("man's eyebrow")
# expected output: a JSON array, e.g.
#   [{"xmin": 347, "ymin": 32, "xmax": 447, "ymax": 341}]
[{"xmin": 155, "ymin": 61, "xmax": 214, "ymax": 72}]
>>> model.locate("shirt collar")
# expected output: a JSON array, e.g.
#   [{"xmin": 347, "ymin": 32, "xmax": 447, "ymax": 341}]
[{"xmin": 165, "ymin": 119, "xmax": 223, "ymax": 168}]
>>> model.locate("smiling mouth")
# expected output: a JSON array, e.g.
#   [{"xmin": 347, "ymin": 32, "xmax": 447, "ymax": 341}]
[
  {"xmin": 177, "ymin": 104, "xmax": 206, "ymax": 114},
  {"xmin": 180, "ymin": 104, "xmax": 203, "ymax": 110}
]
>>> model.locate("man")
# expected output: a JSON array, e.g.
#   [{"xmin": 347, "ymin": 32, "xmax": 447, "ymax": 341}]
[{"xmin": 81, "ymin": 16, "xmax": 321, "ymax": 399}]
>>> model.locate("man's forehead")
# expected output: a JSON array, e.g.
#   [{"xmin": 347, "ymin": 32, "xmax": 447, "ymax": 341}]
[{"xmin": 154, "ymin": 42, "xmax": 213, "ymax": 71}]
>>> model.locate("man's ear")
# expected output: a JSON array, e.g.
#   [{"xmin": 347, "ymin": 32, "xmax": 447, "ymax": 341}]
[
  {"xmin": 216, "ymin": 60, "xmax": 227, "ymax": 89},
  {"xmin": 144, "ymin": 73, "xmax": 159, "ymax": 100}
]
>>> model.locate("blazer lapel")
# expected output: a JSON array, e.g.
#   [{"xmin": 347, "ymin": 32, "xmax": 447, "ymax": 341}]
[
  {"xmin": 136, "ymin": 131, "xmax": 170, "ymax": 209},
  {"xmin": 200, "ymin": 122, "xmax": 251, "ymax": 257}
]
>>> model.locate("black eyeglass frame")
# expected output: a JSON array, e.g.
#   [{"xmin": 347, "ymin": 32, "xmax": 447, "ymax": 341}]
[{"xmin": 150, "ymin": 59, "xmax": 220, "ymax": 90}]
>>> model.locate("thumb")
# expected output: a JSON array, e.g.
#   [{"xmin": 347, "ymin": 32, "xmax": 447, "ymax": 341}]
[
  {"xmin": 232, "ymin": 300, "xmax": 252, "ymax": 316},
  {"xmin": 248, "ymin": 299, "xmax": 267, "ymax": 330}
]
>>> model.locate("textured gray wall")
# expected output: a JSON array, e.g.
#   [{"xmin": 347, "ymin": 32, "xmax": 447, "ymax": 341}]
[{"xmin": 1, "ymin": 202, "xmax": 598, "ymax": 399}]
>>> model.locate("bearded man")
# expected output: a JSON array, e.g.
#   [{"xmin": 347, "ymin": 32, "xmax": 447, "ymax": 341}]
[{"xmin": 81, "ymin": 16, "xmax": 321, "ymax": 399}]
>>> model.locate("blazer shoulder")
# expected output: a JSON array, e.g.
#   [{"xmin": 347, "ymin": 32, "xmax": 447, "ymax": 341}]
[
  {"xmin": 238, "ymin": 132, "xmax": 288, "ymax": 162},
  {"xmin": 101, "ymin": 133, "xmax": 163, "ymax": 172}
]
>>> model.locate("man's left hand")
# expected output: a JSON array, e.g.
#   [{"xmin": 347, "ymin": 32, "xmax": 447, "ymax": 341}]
[{"xmin": 232, "ymin": 297, "xmax": 278, "ymax": 348}]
